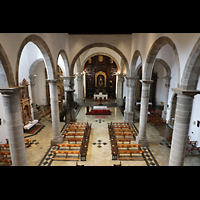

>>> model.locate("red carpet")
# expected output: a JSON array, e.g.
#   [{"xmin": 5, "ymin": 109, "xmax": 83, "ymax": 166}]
[{"xmin": 86, "ymin": 109, "xmax": 111, "ymax": 115}]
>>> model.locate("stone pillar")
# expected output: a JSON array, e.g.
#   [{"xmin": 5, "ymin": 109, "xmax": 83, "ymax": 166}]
[
  {"xmin": 0, "ymin": 87, "xmax": 27, "ymax": 166},
  {"xmin": 169, "ymin": 88, "xmax": 200, "ymax": 166},
  {"xmin": 124, "ymin": 77, "xmax": 137, "ymax": 122},
  {"xmin": 29, "ymin": 75, "xmax": 37, "ymax": 119},
  {"xmin": 162, "ymin": 75, "xmax": 171, "ymax": 121},
  {"xmin": 117, "ymin": 74, "xmax": 124, "ymax": 106},
  {"xmin": 47, "ymin": 79, "xmax": 63, "ymax": 146},
  {"xmin": 136, "ymin": 80, "xmax": 153, "ymax": 147},
  {"xmin": 61, "ymin": 76, "xmax": 72, "ymax": 102},
  {"xmin": 76, "ymin": 73, "xmax": 84, "ymax": 105}
]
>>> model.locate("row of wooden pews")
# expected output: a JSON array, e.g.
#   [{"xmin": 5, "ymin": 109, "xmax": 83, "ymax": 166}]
[
  {"xmin": 186, "ymin": 136, "xmax": 200, "ymax": 156},
  {"xmin": 0, "ymin": 139, "xmax": 31, "ymax": 166},
  {"xmin": 147, "ymin": 109, "xmax": 166, "ymax": 126},
  {"xmin": 52, "ymin": 122, "xmax": 91, "ymax": 161},
  {"xmin": 108, "ymin": 122, "xmax": 145, "ymax": 161}
]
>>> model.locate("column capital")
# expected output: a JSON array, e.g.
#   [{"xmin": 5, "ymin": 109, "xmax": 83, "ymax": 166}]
[
  {"xmin": 46, "ymin": 79, "xmax": 58, "ymax": 84},
  {"xmin": 0, "ymin": 86, "xmax": 24, "ymax": 95},
  {"xmin": 171, "ymin": 88, "xmax": 200, "ymax": 97},
  {"xmin": 140, "ymin": 80, "xmax": 154, "ymax": 84}
]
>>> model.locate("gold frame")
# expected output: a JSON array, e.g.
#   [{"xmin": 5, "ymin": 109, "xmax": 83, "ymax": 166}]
[{"xmin": 95, "ymin": 71, "xmax": 106, "ymax": 87}]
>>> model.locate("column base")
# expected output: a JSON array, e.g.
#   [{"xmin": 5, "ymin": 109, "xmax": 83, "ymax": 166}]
[
  {"xmin": 124, "ymin": 110, "xmax": 134, "ymax": 122},
  {"xmin": 136, "ymin": 136, "xmax": 149, "ymax": 147},
  {"xmin": 51, "ymin": 136, "xmax": 63, "ymax": 146}
]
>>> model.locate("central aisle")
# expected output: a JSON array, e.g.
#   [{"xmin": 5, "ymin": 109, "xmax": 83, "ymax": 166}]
[{"xmin": 51, "ymin": 106, "xmax": 147, "ymax": 166}]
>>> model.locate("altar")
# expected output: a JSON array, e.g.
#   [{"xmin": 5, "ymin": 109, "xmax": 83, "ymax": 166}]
[
  {"xmin": 94, "ymin": 92, "xmax": 108, "ymax": 100},
  {"xmin": 93, "ymin": 106, "xmax": 108, "ymax": 110}
]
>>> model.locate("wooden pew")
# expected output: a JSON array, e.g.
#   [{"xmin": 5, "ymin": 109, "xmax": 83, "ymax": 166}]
[
  {"xmin": 63, "ymin": 138, "xmax": 83, "ymax": 143},
  {"xmin": 3, "ymin": 139, "xmax": 31, "ymax": 148},
  {"xmin": 115, "ymin": 132, "xmax": 136, "ymax": 140},
  {"xmin": 112, "ymin": 122, "xmax": 130, "ymax": 126},
  {"xmin": 68, "ymin": 125, "xmax": 86, "ymax": 129},
  {"xmin": 116, "ymin": 138, "xmax": 135, "ymax": 144},
  {"xmin": 114, "ymin": 128, "xmax": 134, "ymax": 132},
  {"xmin": 0, "ymin": 151, "xmax": 12, "ymax": 166},
  {"xmin": 113, "ymin": 125, "xmax": 131, "ymax": 129},
  {"xmin": 57, "ymin": 143, "xmax": 81, "ymax": 150},
  {"xmin": 52, "ymin": 150, "xmax": 80, "ymax": 161},
  {"xmin": 118, "ymin": 150, "xmax": 145, "ymax": 160},
  {"xmin": 117, "ymin": 144, "xmax": 141, "ymax": 150},
  {"xmin": 66, "ymin": 128, "xmax": 85, "ymax": 132}
]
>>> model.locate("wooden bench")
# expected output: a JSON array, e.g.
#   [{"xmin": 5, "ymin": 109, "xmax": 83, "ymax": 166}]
[
  {"xmin": 112, "ymin": 122, "xmax": 130, "ymax": 126},
  {"xmin": 0, "ymin": 144, "xmax": 9, "ymax": 151},
  {"xmin": 117, "ymin": 144, "xmax": 141, "ymax": 150},
  {"xmin": 64, "ymin": 132, "xmax": 84, "ymax": 138},
  {"xmin": 118, "ymin": 150, "xmax": 145, "ymax": 160},
  {"xmin": 70, "ymin": 122, "xmax": 87, "ymax": 125},
  {"xmin": 114, "ymin": 129, "xmax": 134, "ymax": 132},
  {"xmin": 0, "ymin": 151, "xmax": 12, "ymax": 166},
  {"xmin": 68, "ymin": 125, "xmax": 86, "ymax": 129},
  {"xmin": 115, "ymin": 132, "xmax": 136, "ymax": 140},
  {"xmin": 52, "ymin": 150, "xmax": 80, "ymax": 161},
  {"xmin": 116, "ymin": 138, "xmax": 135, "ymax": 144},
  {"xmin": 57, "ymin": 144, "xmax": 81, "ymax": 150},
  {"xmin": 113, "ymin": 125, "xmax": 131, "ymax": 129},
  {"xmin": 5, "ymin": 139, "xmax": 31, "ymax": 148},
  {"xmin": 66, "ymin": 128, "xmax": 85, "ymax": 132},
  {"xmin": 63, "ymin": 138, "xmax": 83, "ymax": 143}
]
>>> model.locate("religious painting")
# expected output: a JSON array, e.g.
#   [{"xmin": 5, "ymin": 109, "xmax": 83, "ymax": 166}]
[
  {"xmin": 97, "ymin": 75, "xmax": 105, "ymax": 87},
  {"xmin": 95, "ymin": 71, "xmax": 106, "ymax": 87}
]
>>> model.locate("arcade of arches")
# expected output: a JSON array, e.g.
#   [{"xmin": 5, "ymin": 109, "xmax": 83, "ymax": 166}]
[{"xmin": 1, "ymin": 33, "xmax": 200, "ymax": 166}]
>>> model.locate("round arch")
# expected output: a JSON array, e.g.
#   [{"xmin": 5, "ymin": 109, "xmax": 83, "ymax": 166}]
[
  {"xmin": 0, "ymin": 43, "xmax": 15, "ymax": 88},
  {"xmin": 82, "ymin": 52, "xmax": 120, "ymax": 71},
  {"xmin": 71, "ymin": 43, "xmax": 129, "ymax": 75},
  {"xmin": 16, "ymin": 34, "xmax": 55, "ymax": 85},
  {"xmin": 181, "ymin": 37, "xmax": 200, "ymax": 90},
  {"xmin": 143, "ymin": 36, "xmax": 180, "ymax": 85},
  {"xmin": 130, "ymin": 50, "xmax": 142, "ymax": 77},
  {"xmin": 57, "ymin": 50, "xmax": 70, "ymax": 76}
]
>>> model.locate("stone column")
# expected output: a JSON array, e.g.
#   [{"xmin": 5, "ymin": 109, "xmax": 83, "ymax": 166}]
[
  {"xmin": 136, "ymin": 80, "xmax": 153, "ymax": 147},
  {"xmin": 76, "ymin": 73, "xmax": 84, "ymax": 105},
  {"xmin": 124, "ymin": 77, "xmax": 137, "ymax": 122},
  {"xmin": 0, "ymin": 87, "xmax": 27, "ymax": 166},
  {"xmin": 47, "ymin": 79, "xmax": 63, "ymax": 146},
  {"xmin": 61, "ymin": 76, "xmax": 72, "ymax": 102},
  {"xmin": 162, "ymin": 75, "xmax": 171, "ymax": 121},
  {"xmin": 169, "ymin": 88, "xmax": 200, "ymax": 166},
  {"xmin": 117, "ymin": 74, "xmax": 124, "ymax": 106},
  {"xmin": 29, "ymin": 75, "xmax": 37, "ymax": 119}
]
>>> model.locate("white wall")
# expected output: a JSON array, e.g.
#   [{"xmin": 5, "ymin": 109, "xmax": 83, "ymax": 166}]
[
  {"xmin": 34, "ymin": 62, "xmax": 47, "ymax": 106},
  {"xmin": 189, "ymin": 75, "xmax": 200, "ymax": 147}
]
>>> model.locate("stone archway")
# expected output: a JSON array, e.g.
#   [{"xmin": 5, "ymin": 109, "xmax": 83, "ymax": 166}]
[
  {"xmin": 57, "ymin": 50, "xmax": 70, "ymax": 76},
  {"xmin": 71, "ymin": 43, "xmax": 129, "ymax": 75},
  {"xmin": 181, "ymin": 37, "xmax": 200, "ymax": 90},
  {"xmin": 0, "ymin": 43, "xmax": 15, "ymax": 88},
  {"xmin": 16, "ymin": 34, "xmax": 55, "ymax": 85},
  {"xmin": 143, "ymin": 36, "xmax": 180, "ymax": 86},
  {"xmin": 130, "ymin": 50, "xmax": 142, "ymax": 77}
]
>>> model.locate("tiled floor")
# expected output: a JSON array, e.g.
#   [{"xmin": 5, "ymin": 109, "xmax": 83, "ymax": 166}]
[
  {"xmin": 13, "ymin": 101, "xmax": 200, "ymax": 166},
  {"xmin": 39, "ymin": 106, "xmax": 159, "ymax": 166}
]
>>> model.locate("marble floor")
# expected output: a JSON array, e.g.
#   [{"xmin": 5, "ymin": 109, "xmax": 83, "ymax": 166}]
[{"xmin": 6, "ymin": 103, "xmax": 199, "ymax": 166}]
